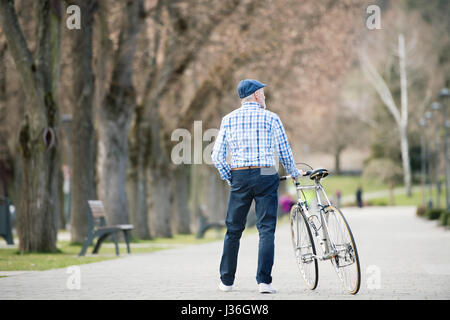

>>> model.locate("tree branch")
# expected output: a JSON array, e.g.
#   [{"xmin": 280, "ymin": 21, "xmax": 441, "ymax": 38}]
[
  {"xmin": 0, "ymin": 0, "xmax": 36, "ymax": 101},
  {"xmin": 359, "ymin": 49, "xmax": 402, "ymax": 126}
]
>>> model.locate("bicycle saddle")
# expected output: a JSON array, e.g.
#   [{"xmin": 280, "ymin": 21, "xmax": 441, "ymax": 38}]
[{"xmin": 309, "ymin": 168, "xmax": 329, "ymax": 181}]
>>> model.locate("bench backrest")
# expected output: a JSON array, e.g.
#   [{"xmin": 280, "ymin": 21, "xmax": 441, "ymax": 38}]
[{"xmin": 87, "ymin": 200, "xmax": 107, "ymax": 228}]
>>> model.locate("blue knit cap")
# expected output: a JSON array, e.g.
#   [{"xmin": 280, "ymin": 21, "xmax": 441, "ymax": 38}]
[{"xmin": 237, "ymin": 79, "xmax": 266, "ymax": 99}]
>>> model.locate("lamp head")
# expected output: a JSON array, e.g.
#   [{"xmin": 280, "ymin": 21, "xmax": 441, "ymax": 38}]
[
  {"xmin": 439, "ymin": 88, "xmax": 450, "ymax": 99},
  {"xmin": 431, "ymin": 102, "xmax": 441, "ymax": 111},
  {"xmin": 419, "ymin": 118, "xmax": 426, "ymax": 126}
]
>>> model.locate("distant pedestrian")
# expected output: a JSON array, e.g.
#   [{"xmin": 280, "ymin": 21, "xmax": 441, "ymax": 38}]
[
  {"xmin": 335, "ymin": 190, "xmax": 341, "ymax": 208},
  {"xmin": 356, "ymin": 186, "xmax": 363, "ymax": 208},
  {"xmin": 279, "ymin": 194, "xmax": 295, "ymax": 214}
]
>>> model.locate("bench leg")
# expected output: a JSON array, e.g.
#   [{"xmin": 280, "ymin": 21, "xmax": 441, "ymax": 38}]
[
  {"xmin": 112, "ymin": 233, "xmax": 119, "ymax": 256},
  {"xmin": 79, "ymin": 233, "xmax": 94, "ymax": 256},
  {"xmin": 92, "ymin": 233, "xmax": 108, "ymax": 254},
  {"xmin": 5, "ymin": 230, "xmax": 14, "ymax": 245},
  {"xmin": 123, "ymin": 230, "xmax": 131, "ymax": 254}
]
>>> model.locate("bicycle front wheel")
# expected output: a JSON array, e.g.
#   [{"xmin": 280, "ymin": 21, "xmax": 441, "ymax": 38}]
[
  {"xmin": 290, "ymin": 204, "xmax": 318, "ymax": 290},
  {"xmin": 325, "ymin": 206, "xmax": 361, "ymax": 294}
]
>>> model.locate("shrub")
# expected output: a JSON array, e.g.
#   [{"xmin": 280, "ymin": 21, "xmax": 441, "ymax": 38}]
[
  {"xmin": 416, "ymin": 206, "xmax": 426, "ymax": 217},
  {"xmin": 425, "ymin": 208, "xmax": 443, "ymax": 220},
  {"xmin": 439, "ymin": 210, "xmax": 450, "ymax": 226}
]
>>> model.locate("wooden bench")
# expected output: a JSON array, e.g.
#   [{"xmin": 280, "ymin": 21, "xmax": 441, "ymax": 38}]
[
  {"xmin": 195, "ymin": 205, "xmax": 226, "ymax": 239},
  {"xmin": 78, "ymin": 200, "xmax": 134, "ymax": 256}
]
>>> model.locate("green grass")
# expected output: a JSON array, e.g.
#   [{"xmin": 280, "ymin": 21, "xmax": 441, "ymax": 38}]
[
  {"xmin": 284, "ymin": 174, "xmax": 388, "ymax": 205},
  {"xmin": 320, "ymin": 174, "xmax": 387, "ymax": 197},
  {"xmin": 367, "ymin": 186, "xmax": 447, "ymax": 207},
  {"xmin": 0, "ymin": 245, "xmax": 118, "ymax": 271},
  {"xmin": 284, "ymin": 174, "xmax": 447, "ymax": 209},
  {"xmin": 0, "ymin": 229, "xmax": 230, "ymax": 272}
]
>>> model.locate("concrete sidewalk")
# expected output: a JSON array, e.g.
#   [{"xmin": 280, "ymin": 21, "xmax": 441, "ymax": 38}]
[{"xmin": 0, "ymin": 206, "xmax": 449, "ymax": 299}]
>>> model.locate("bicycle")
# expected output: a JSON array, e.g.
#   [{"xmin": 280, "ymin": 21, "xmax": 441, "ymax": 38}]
[{"xmin": 280, "ymin": 163, "xmax": 361, "ymax": 294}]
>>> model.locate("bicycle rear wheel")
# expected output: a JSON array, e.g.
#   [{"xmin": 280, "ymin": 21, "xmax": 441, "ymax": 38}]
[
  {"xmin": 325, "ymin": 206, "xmax": 361, "ymax": 294},
  {"xmin": 290, "ymin": 204, "xmax": 318, "ymax": 290}
]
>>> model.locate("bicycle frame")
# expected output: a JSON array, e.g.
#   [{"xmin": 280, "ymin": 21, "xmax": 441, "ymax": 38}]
[{"xmin": 293, "ymin": 179, "xmax": 338, "ymax": 261}]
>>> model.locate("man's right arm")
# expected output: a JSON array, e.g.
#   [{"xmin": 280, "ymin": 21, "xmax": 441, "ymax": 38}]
[
  {"xmin": 211, "ymin": 118, "xmax": 231, "ymax": 184},
  {"xmin": 273, "ymin": 114, "xmax": 300, "ymax": 178}
]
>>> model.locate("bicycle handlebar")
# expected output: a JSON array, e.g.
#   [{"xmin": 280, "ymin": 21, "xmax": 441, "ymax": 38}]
[{"xmin": 279, "ymin": 170, "xmax": 312, "ymax": 181}]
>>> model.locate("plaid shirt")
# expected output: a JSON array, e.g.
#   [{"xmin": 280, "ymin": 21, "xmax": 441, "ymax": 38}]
[{"xmin": 211, "ymin": 101, "xmax": 299, "ymax": 183}]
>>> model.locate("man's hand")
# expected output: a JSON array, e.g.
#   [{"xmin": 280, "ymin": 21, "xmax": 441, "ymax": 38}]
[{"xmin": 293, "ymin": 169, "xmax": 306, "ymax": 180}]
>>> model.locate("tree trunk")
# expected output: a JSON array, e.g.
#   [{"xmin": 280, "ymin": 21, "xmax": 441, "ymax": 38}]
[
  {"xmin": 0, "ymin": 41, "xmax": 8, "ymax": 197},
  {"xmin": 144, "ymin": 95, "xmax": 173, "ymax": 237},
  {"xmin": 127, "ymin": 108, "xmax": 151, "ymax": 238},
  {"xmin": 0, "ymin": 0, "xmax": 62, "ymax": 252},
  {"xmin": 399, "ymin": 124, "xmax": 412, "ymax": 197},
  {"xmin": 389, "ymin": 180, "xmax": 395, "ymax": 206},
  {"xmin": 70, "ymin": 0, "xmax": 96, "ymax": 243},
  {"xmin": 96, "ymin": 0, "xmax": 144, "ymax": 226},
  {"xmin": 190, "ymin": 163, "xmax": 203, "ymax": 233},
  {"xmin": 148, "ymin": 165, "xmax": 172, "ymax": 237},
  {"xmin": 170, "ymin": 164, "xmax": 191, "ymax": 234},
  {"xmin": 334, "ymin": 147, "xmax": 343, "ymax": 175},
  {"xmin": 58, "ymin": 167, "xmax": 65, "ymax": 230},
  {"xmin": 398, "ymin": 34, "xmax": 412, "ymax": 197},
  {"xmin": 359, "ymin": 34, "xmax": 412, "ymax": 198},
  {"xmin": 97, "ymin": 114, "xmax": 133, "ymax": 225},
  {"xmin": 127, "ymin": 161, "xmax": 150, "ymax": 238},
  {"xmin": 204, "ymin": 166, "xmax": 220, "ymax": 223}
]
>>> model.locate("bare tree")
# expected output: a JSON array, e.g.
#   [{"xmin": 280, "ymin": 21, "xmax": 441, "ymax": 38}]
[
  {"xmin": 359, "ymin": 34, "xmax": 411, "ymax": 196},
  {"xmin": 0, "ymin": 0, "xmax": 62, "ymax": 252},
  {"xmin": 127, "ymin": 0, "xmax": 245, "ymax": 237},
  {"xmin": 68, "ymin": 0, "xmax": 97, "ymax": 243},
  {"xmin": 357, "ymin": 2, "xmax": 447, "ymax": 197},
  {"xmin": 96, "ymin": 0, "xmax": 145, "ymax": 226}
]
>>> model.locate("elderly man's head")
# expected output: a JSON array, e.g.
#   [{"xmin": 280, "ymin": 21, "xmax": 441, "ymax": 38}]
[
  {"xmin": 242, "ymin": 88, "xmax": 266, "ymax": 109},
  {"xmin": 237, "ymin": 79, "xmax": 267, "ymax": 109}
]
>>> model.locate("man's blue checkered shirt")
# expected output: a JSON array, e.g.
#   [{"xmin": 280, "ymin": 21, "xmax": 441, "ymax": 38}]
[{"xmin": 211, "ymin": 102, "xmax": 300, "ymax": 183}]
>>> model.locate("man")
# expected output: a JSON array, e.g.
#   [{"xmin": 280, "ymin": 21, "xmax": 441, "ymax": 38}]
[
  {"xmin": 211, "ymin": 79, "xmax": 300, "ymax": 294},
  {"xmin": 356, "ymin": 186, "xmax": 363, "ymax": 208}
]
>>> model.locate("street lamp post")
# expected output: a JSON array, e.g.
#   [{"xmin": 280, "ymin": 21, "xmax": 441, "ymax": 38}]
[
  {"xmin": 439, "ymin": 88, "xmax": 450, "ymax": 212},
  {"xmin": 424, "ymin": 111, "xmax": 433, "ymax": 209},
  {"xmin": 431, "ymin": 102, "xmax": 441, "ymax": 209},
  {"xmin": 419, "ymin": 118, "xmax": 427, "ymax": 207}
]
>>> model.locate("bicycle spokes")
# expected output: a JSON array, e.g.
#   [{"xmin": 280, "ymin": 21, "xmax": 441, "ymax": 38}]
[
  {"xmin": 290, "ymin": 205, "xmax": 318, "ymax": 290},
  {"xmin": 325, "ymin": 207, "xmax": 361, "ymax": 294}
]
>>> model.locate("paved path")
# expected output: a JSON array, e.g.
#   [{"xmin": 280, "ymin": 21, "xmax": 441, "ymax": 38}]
[{"xmin": 0, "ymin": 206, "xmax": 449, "ymax": 300}]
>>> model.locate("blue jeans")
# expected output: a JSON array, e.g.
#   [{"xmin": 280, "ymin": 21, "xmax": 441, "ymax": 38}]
[{"xmin": 219, "ymin": 167, "xmax": 280, "ymax": 285}]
